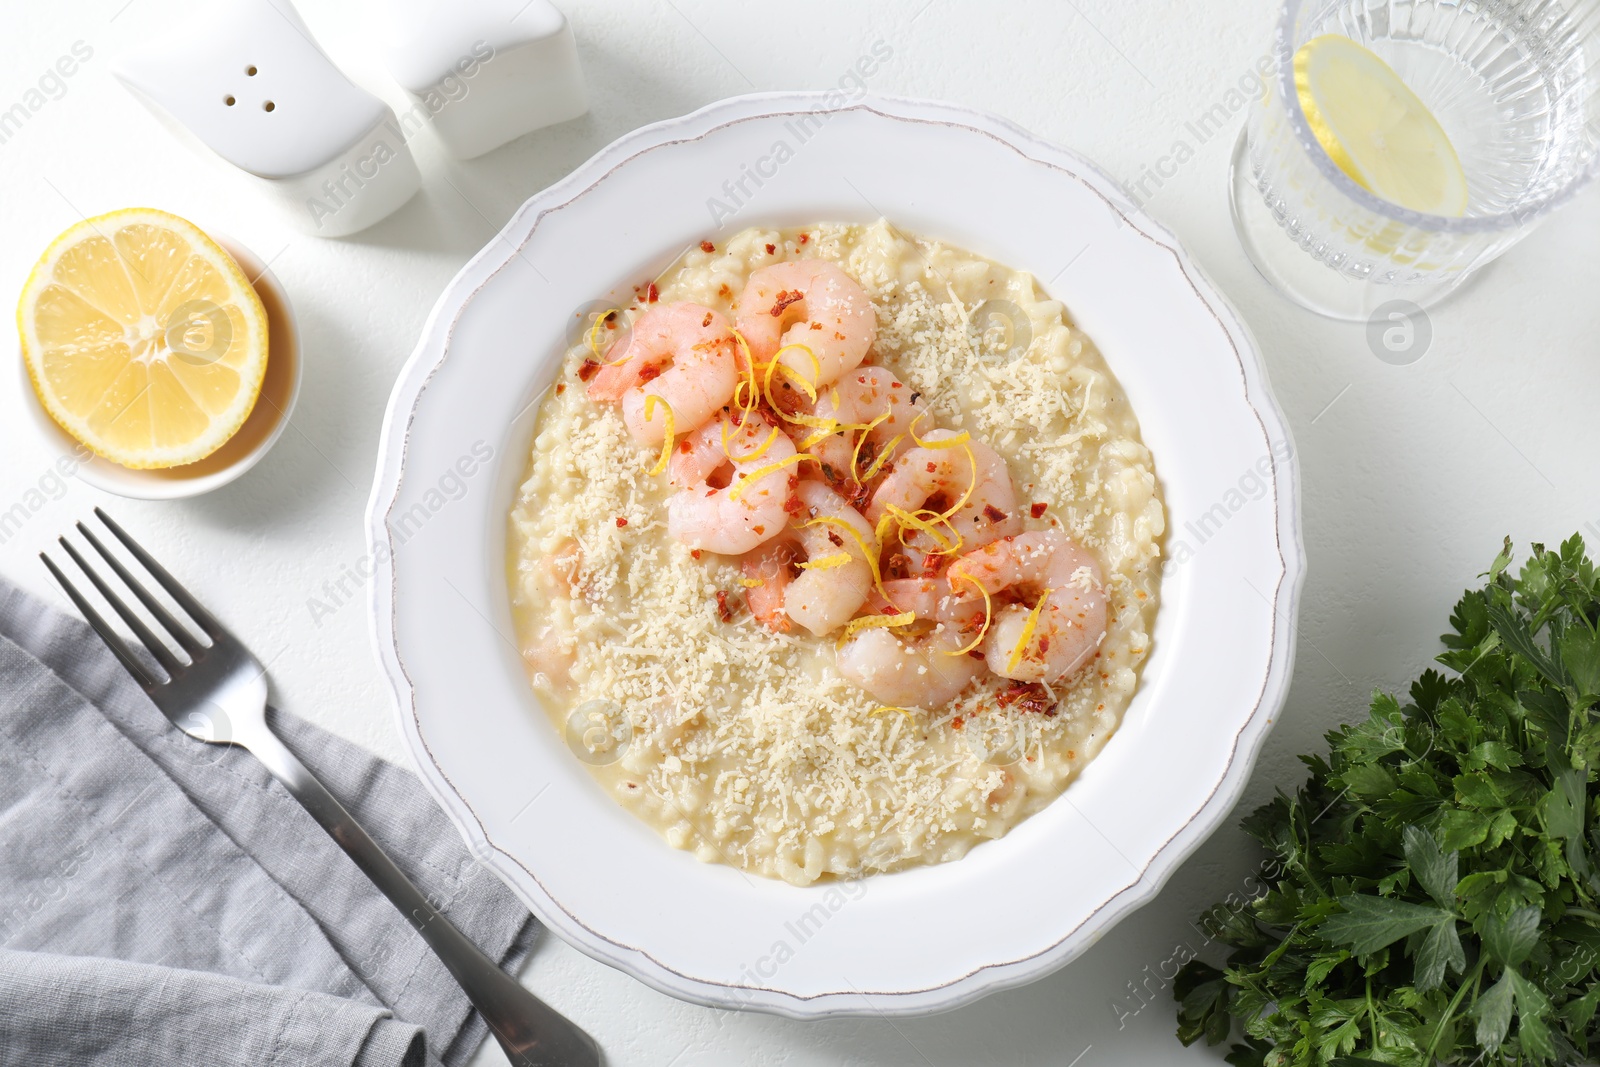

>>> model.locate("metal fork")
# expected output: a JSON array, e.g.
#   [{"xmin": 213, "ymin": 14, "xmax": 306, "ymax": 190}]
[{"xmin": 42, "ymin": 509, "xmax": 599, "ymax": 1067}]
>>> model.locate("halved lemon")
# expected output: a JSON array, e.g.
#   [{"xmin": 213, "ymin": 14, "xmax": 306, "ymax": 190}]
[
  {"xmin": 18, "ymin": 208, "xmax": 269, "ymax": 469},
  {"xmin": 1295, "ymin": 34, "xmax": 1469, "ymax": 217}
]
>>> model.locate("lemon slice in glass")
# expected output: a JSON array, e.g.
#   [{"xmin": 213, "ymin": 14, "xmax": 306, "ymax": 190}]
[
  {"xmin": 18, "ymin": 208, "xmax": 269, "ymax": 469},
  {"xmin": 1295, "ymin": 34, "xmax": 1469, "ymax": 217}
]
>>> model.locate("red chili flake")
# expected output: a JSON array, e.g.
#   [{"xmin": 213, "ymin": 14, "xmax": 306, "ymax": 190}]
[
  {"xmin": 691, "ymin": 549, "xmax": 702, "ymax": 560},
  {"xmin": 765, "ymin": 243, "xmax": 776, "ymax": 255},
  {"xmin": 678, "ymin": 439, "xmax": 692, "ymax": 453},
  {"xmin": 925, "ymin": 461, "xmax": 938, "ymax": 474},
  {"xmin": 702, "ymin": 312, "xmax": 713, "ymax": 327},
  {"xmin": 784, "ymin": 494, "xmax": 805, "ymax": 516},
  {"xmin": 718, "ymin": 283, "xmax": 732, "ymax": 300},
  {"xmin": 996, "ymin": 682, "xmax": 1055, "ymax": 716},
  {"xmin": 890, "ymin": 381, "xmax": 903, "ymax": 389},
  {"xmin": 834, "ymin": 332, "xmax": 846, "ymax": 341},
  {"xmin": 700, "ymin": 240, "xmax": 715, "ymax": 253},
  {"xmin": 770, "ymin": 290, "xmax": 803, "ymax": 316},
  {"xmin": 554, "ymin": 382, "xmax": 566, "ymax": 394},
  {"xmin": 951, "ymin": 716, "xmax": 965, "ymax": 730},
  {"xmin": 798, "ymin": 233, "xmax": 810, "ymax": 244},
  {"xmin": 577, "ymin": 360, "xmax": 600, "ymax": 382},
  {"xmin": 615, "ymin": 517, "xmax": 628, "ymax": 528},
  {"xmin": 982, "ymin": 504, "xmax": 1007, "ymax": 524},
  {"xmin": 1030, "ymin": 502, "xmax": 1048, "ymax": 519},
  {"xmin": 638, "ymin": 364, "xmax": 662, "ymax": 384},
  {"xmin": 826, "ymin": 530, "xmax": 844, "ymax": 547},
  {"xmin": 753, "ymin": 525, "xmax": 765, "ymax": 536},
  {"xmin": 646, "ymin": 282, "xmax": 659, "ymax": 303},
  {"xmin": 1038, "ymin": 635, "xmax": 1051, "ymax": 654},
  {"xmin": 715, "ymin": 590, "xmax": 734, "ymax": 623},
  {"xmin": 809, "ymin": 322, "xmax": 823, "ymax": 330},
  {"xmin": 884, "ymin": 553, "xmax": 912, "ymax": 580},
  {"xmin": 967, "ymin": 650, "xmax": 986, "ymax": 660}
]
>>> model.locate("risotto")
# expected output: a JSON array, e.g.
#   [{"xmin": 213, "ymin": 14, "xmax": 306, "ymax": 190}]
[{"xmin": 507, "ymin": 221, "xmax": 1163, "ymax": 885}]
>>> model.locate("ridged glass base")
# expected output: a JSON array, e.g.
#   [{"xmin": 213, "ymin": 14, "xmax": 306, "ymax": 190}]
[{"xmin": 1228, "ymin": 128, "xmax": 1479, "ymax": 321}]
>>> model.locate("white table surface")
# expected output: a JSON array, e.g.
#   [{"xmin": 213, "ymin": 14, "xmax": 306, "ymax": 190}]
[{"xmin": 3, "ymin": 1, "xmax": 1598, "ymax": 1064}]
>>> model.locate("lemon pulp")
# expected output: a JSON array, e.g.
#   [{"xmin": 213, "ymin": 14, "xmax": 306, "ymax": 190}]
[
  {"xmin": 1295, "ymin": 34, "xmax": 1469, "ymax": 217},
  {"xmin": 17, "ymin": 208, "xmax": 269, "ymax": 469}
]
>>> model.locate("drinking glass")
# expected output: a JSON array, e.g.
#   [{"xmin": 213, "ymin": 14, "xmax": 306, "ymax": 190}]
[{"xmin": 1230, "ymin": 0, "xmax": 1600, "ymax": 320}]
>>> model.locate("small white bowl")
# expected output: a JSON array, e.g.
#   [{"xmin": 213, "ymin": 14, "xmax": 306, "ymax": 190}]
[{"xmin": 16, "ymin": 235, "xmax": 301, "ymax": 500}]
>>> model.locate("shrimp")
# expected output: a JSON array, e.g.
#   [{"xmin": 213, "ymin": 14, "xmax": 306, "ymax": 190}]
[
  {"xmin": 836, "ymin": 621, "xmax": 985, "ymax": 709},
  {"xmin": 734, "ymin": 261, "xmax": 876, "ymax": 390},
  {"xmin": 740, "ymin": 481, "xmax": 877, "ymax": 636},
  {"xmin": 800, "ymin": 366, "xmax": 922, "ymax": 486},
  {"xmin": 742, "ymin": 536, "xmax": 801, "ymax": 632},
  {"xmin": 537, "ymin": 540, "xmax": 582, "ymax": 598},
  {"xmin": 860, "ymin": 577, "xmax": 938, "ymax": 618},
  {"xmin": 586, "ymin": 302, "xmax": 740, "ymax": 446},
  {"xmin": 781, "ymin": 481, "xmax": 878, "ymax": 636},
  {"xmin": 867, "ymin": 429, "xmax": 1022, "ymax": 565},
  {"xmin": 667, "ymin": 412, "xmax": 733, "ymax": 489},
  {"xmin": 522, "ymin": 627, "xmax": 573, "ymax": 689},
  {"xmin": 666, "ymin": 412, "xmax": 800, "ymax": 555},
  {"xmin": 946, "ymin": 531, "xmax": 1108, "ymax": 683},
  {"xmin": 855, "ymin": 578, "xmax": 993, "ymax": 676},
  {"xmin": 522, "ymin": 541, "xmax": 582, "ymax": 687}
]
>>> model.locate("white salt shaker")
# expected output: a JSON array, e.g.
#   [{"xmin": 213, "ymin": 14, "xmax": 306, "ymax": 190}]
[
  {"xmin": 113, "ymin": 0, "xmax": 422, "ymax": 237},
  {"xmin": 371, "ymin": 0, "xmax": 587, "ymax": 159}
]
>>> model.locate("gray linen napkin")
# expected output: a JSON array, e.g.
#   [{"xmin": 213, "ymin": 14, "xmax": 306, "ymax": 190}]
[{"xmin": 0, "ymin": 574, "xmax": 539, "ymax": 1066}]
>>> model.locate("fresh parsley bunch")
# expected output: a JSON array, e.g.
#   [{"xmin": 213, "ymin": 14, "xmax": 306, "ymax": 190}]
[{"xmin": 1175, "ymin": 536, "xmax": 1600, "ymax": 1066}]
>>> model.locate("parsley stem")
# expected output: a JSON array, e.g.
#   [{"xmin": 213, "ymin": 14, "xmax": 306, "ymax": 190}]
[
  {"xmin": 1422, "ymin": 957, "xmax": 1486, "ymax": 1065},
  {"xmin": 1364, "ymin": 977, "xmax": 1376, "ymax": 1051},
  {"xmin": 1569, "ymin": 907, "xmax": 1600, "ymax": 925}
]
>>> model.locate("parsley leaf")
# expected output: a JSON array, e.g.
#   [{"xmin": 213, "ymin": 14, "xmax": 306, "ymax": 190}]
[
  {"xmin": 1480, "ymin": 906, "xmax": 1540, "ymax": 968},
  {"xmin": 1474, "ymin": 973, "xmax": 1515, "ymax": 1052},
  {"xmin": 1321, "ymin": 895, "xmax": 1453, "ymax": 955},
  {"xmin": 1403, "ymin": 825, "xmax": 1458, "ymax": 906},
  {"xmin": 1415, "ymin": 917, "xmax": 1466, "ymax": 993}
]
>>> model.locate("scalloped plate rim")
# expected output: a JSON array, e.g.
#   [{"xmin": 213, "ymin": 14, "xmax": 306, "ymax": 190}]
[{"xmin": 365, "ymin": 90, "xmax": 1306, "ymax": 1019}]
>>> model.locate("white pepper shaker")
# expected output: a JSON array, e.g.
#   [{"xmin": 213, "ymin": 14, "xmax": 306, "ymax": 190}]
[
  {"xmin": 370, "ymin": 0, "xmax": 587, "ymax": 160},
  {"xmin": 113, "ymin": 0, "xmax": 422, "ymax": 237}
]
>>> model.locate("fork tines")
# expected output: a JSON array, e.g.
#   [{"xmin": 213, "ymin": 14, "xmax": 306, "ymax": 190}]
[{"xmin": 41, "ymin": 509, "xmax": 216, "ymax": 689}]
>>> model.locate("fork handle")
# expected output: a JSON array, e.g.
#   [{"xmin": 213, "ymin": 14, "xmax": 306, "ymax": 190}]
[{"xmin": 242, "ymin": 724, "xmax": 599, "ymax": 1067}]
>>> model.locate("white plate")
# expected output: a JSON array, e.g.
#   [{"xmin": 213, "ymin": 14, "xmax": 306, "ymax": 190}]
[{"xmin": 366, "ymin": 93, "xmax": 1305, "ymax": 1019}]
